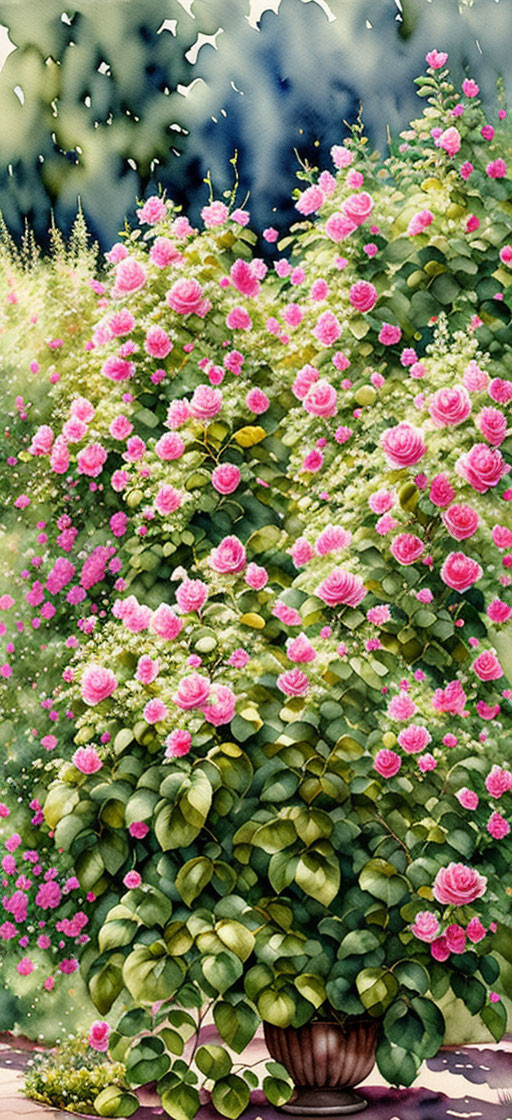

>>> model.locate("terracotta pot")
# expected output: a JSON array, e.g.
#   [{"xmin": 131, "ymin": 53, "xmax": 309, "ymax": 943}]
[{"xmin": 264, "ymin": 1018, "xmax": 378, "ymax": 1115}]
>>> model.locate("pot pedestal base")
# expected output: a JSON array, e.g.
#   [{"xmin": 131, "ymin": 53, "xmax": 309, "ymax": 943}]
[{"xmin": 280, "ymin": 1087, "xmax": 368, "ymax": 1115}]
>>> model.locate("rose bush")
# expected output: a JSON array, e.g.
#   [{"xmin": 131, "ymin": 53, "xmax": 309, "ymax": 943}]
[{"xmin": 1, "ymin": 51, "xmax": 512, "ymax": 1114}]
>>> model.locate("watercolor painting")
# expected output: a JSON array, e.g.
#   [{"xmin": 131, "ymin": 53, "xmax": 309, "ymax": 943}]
[{"xmin": 1, "ymin": 1, "xmax": 512, "ymax": 1117}]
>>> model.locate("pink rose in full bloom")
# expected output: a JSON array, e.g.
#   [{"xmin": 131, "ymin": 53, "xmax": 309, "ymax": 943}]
[
  {"xmin": 411, "ymin": 911, "xmax": 441, "ymax": 942},
  {"xmin": 88, "ymin": 1021, "xmax": 110, "ymax": 1052},
  {"xmin": 208, "ymin": 536, "xmax": 246, "ymax": 574},
  {"xmin": 349, "ymin": 281, "xmax": 378, "ymax": 313},
  {"xmin": 202, "ymin": 685, "xmax": 237, "ymax": 726},
  {"xmin": 230, "ymin": 259, "xmax": 260, "ymax": 297},
  {"xmin": 343, "ymin": 192, "xmax": 374, "ymax": 226},
  {"xmin": 303, "ymin": 379, "xmax": 338, "ymax": 417},
  {"xmin": 136, "ymin": 655, "xmax": 160, "ymax": 684},
  {"xmin": 155, "ymin": 433, "xmax": 185, "ymax": 461},
  {"xmin": 316, "ymin": 568, "xmax": 367, "ymax": 608},
  {"xmin": 369, "ymin": 489, "xmax": 395, "ymax": 514},
  {"xmin": 325, "ymin": 213, "xmax": 357, "ymax": 242},
  {"xmin": 174, "ymin": 673, "xmax": 210, "ymax": 710},
  {"xmin": 429, "ymin": 474, "xmax": 455, "ymax": 507},
  {"xmin": 81, "ymin": 665, "xmax": 118, "ymax": 705},
  {"xmin": 211, "ymin": 464, "xmax": 241, "ymax": 494},
  {"xmin": 277, "ymin": 669, "xmax": 310, "ymax": 696},
  {"xmin": 287, "ymin": 633, "xmax": 316, "ymax": 662},
  {"xmin": 77, "ymin": 444, "xmax": 107, "ymax": 477},
  {"xmin": 190, "ymin": 385, "xmax": 223, "ymax": 421},
  {"xmin": 487, "ymin": 599, "xmax": 512, "ymax": 624},
  {"xmin": 150, "ymin": 237, "xmax": 183, "ymax": 268},
  {"xmin": 167, "ymin": 278, "xmax": 210, "ymax": 317},
  {"xmin": 226, "ymin": 307, "xmax": 252, "ymax": 330},
  {"xmin": 387, "ymin": 692, "xmax": 416, "ymax": 720},
  {"xmin": 245, "ymin": 562, "xmax": 268, "ymax": 590},
  {"xmin": 407, "ymin": 209, "xmax": 434, "ymax": 236},
  {"xmin": 457, "ymin": 444, "xmax": 508, "ymax": 492},
  {"xmin": 293, "ymin": 364, "xmax": 319, "ymax": 400},
  {"xmin": 477, "ymin": 407, "xmax": 507, "ymax": 446},
  {"xmin": 442, "ymin": 505, "xmax": 479, "ymax": 541},
  {"xmin": 472, "ymin": 651, "xmax": 503, "ymax": 681},
  {"xmin": 381, "ymin": 423, "xmax": 426, "ymax": 468},
  {"xmin": 440, "ymin": 552, "xmax": 483, "ymax": 592},
  {"xmin": 485, "ymin": 765, "xmax": 512, "ymax": 799},
  {"xmin": 176, "ymin": 579, "xmax": 208, "ymax": 614},
  {"xmin": 112, "ymin": 257, "xmax": 147, "ymax": 297},
  {"xmin": 397, "ymin": 725, "xmax": 432, "ymax": 754},
  {"xmin": 489, "ymin": 378, "xmax": 512, "ymax": 404},
  {"xmin": 165, "ymin": 730, "xmax": 192, "ymax": 757},
  {"xmin": 431, "ymin": 935, "xmax": 450, "ymax": 962},
  {"xmin": 374, "ymin": 749, "xmax": 401, "ymax": 778},
  {"xmin": 150, "ymin": 604, "xmax": 183, "ymax": 640},
  {"xmin": 155, "ymin": 485, "xmax": 182, "ymax": 515},
  {"xmin": 144, "ymin": 326, "xmax": 173, "ymax": 358},
  {"xmin": 137, "ymin": 195, "xmax": 167, "ymax": 224},
  {"xmin": 486, "ymin": 159, "xmax": 507, "ymax": 179},
  {"xmin": 73, "ymin": 746, "xmax": 103, "ymax": 774},
  {"xmin": 487, "ymin": 811, "xmax": 510, "ymax": 839},
  {"xmin": 30, "ymin": 425, "xmax": 54, "ymax": 455},
  {"xmin": 492, "ymin": 524, "xmax": 512, "ymax": 549},
  {"xmin": 463, "ymin": 361, "xmax": 489, "ymax": 393},
  {"xmin": 466, "ymin": 917, "xmax": 486, "ymax": 943},
  {"xmin": 123, "ymin": 871, "xmax": 142, "ymax": 889},
  {"xmin": 433, "ymin": 862, "xmax": 487, "ymax": 906},
  {"xmin": 437, "ymin": 126, "xmax": 461, "ymax": 156},
  {"xmin": 429, "ymin": 385, "xmax": 471, "ymax": 427},
  {"xmin": 426, "ymin": 50, "xmax": 448, "ymax": 69},
  {"xmin": 143, "ymin": 699, "xmax": 169, "ymax": 724},
  {"xmin": 432, "ymin": 680, "xmax": 467, "ymax": 715},
  {"xmin": 246, "ymin": 388, "xmax": 270, "ymax": 414},
  {"xmin": 313, "ymin": 311, "xmax": 342, "ymax": 346},
  {"xmin": 390, "ymin": 533, "xmax": 424, "ymax": 566},
  {"xmin": 315, "ymin": 525, "xmax": 352, "ymax": 556},
  {"xmin": 456, "ymin": 788, "xmax": 479, "ymax": 810},
  {"xmin": 290, "ymin": 537, "xmax": 314, "ymax": 567}
]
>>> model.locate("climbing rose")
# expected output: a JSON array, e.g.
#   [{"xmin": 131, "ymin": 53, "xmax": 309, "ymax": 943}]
[
  {"xmin": 374, "ymin": 749, "xmax": 401, "ymax": 777},
  {"xmin": 81, "ymin": 665, "xmax": 118, "ymax": 705},
  {"xmin": 440, "ymin": 552, "xmax": 483, "ymax": 592},
  {"xmin": 381, "ymin": 423, "xmax": 426, "ymax": 468},
  {"xmin": 411, "ymin": 912, "xmax": 441, "ymax": 942},
  {"xmin": 316, "ymin": 568, "xmax": 367, "ymax": 607},
  {"xmin": 433, "ymin": 863, "xmax": 487, "ymax": 906},
  {"xmin": 472, "ymin": 651, "xmax": 503, "ymax": 681},
  {"xmin": 88, "ymin": 1021, "xmax": 110, "ymax": 1052},
  {"xmin": 73, "ymin": 747, "xmax": 103, "ymax": 774}
]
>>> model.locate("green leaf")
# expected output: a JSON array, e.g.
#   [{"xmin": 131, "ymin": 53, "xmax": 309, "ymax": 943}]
[
  {"xmin": 338, "ymin": 930, "xmax": 381, "ymax": 959},
  {"xmin": 99, "ymin": 917, "xmax": 138, "ymax": 953},
  {"xmin": 214, "ymin": 1001, "xmax": 259, "ymax": 1053},
  {"xmin": 94, "ymin": 1085, "xmax": 140, "ymax": 1117},
  {"xmin": 295, "ymin": 846, "xmax": 340, "ymax": 906},
  {"xmin": 376, "ymin": 1037, "xmax": 420, "ymax": 1088},
  {"xmin": 359, "ymin": 859, "xmax": 409, "ymax": 906},
  {"xmin": 89, "ymin": 958, "xmax": 124, "ymax": 1016},
  {"xmin": 126, "ymin": 1035, "xmax": 170, "ymax": 1086},
  {"xmin": 117, "ymin": 1007, "xmax": 152, "ymax": 1037},
  {"xmin": 216, "ymin": 919, "xmax": 255, "ymax": 961},
  {"xmin": 268, "ymin": 850, "xmax": 298, "ymax": 894},
  {"xmin": 481, "ymin": 999, "xmax": 507, "ymax": 1042},
  {"xmin": 195, "ymin": 1044, "xmax": 232, "ymax": 1080},
  {"xmin": 394, "ymin": 961, "xmax": 429, "ymax": 996},
  {"xmin": 176, "ymin": 857, "xmax": 214, "ymax": 906},
  {"xmin": 123, "ymin": 944, "xmax": 185, "ymax": 1005},
  {"xmin": 252, "ymin": 818, "xmax": 297, "ymax": 854},
  {"xmin": 160, "ymin": 1082, "xmax": 201, "ymax": 1120},
  {"xmin": 211, "ymin": 1075, "xmax": 251, "ymax": 1118},
  {"xmin": 451, "ymin": 973, "xmax": 486, "ymax": 1013},
  {"xmin": 356, "ymin": 968, "xmax": 399, "ymax": 1016},
  {"xmin": 263, "ymin": 1075, "xmax": 294, "ymax": 1107},
  {"xmin": 202, "ymin": 950, "xmax": 244, "ymax": 994},
  {"xmin": 294, "ymin": 974, "xmax": 326, "ymax": 1008},
  {"xmin": 257, "ymin": 987, "xmax": 296, "ymax": 1027}
]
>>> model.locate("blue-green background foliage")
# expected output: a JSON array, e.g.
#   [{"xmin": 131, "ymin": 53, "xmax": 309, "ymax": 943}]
[{"xmin": 0, "ymin": 0, "xmax": 510, "ymax": 248}]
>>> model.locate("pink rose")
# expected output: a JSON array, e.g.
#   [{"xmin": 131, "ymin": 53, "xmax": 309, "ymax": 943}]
[
  {"xmin": 489, "ymin": 378, "xmax": 512, "ymax": 404},
  {"xmin": 343, "ymin": 192, "xmax": 374, "ymax": 226},
  {"xmin": 316, "ymin": 568, "xmax": 367, "ymax": 608},
  {"xmin": 202, "ymin": 684, "xmax": 237, "ymax": 726},
  {"xmin": 486, "ymin": 159, "xmax": 507, "ymax": 178},
  {"xmin": 208, "ymin": 536, "xmax": 246, "ymax": 574},
  {"xmin": 442, "ymin": 504, "xmax": 479, "ymax": 540},
  {"xmin": 81, "ymin": 665, "xmax": 118, "ymax": 705},
  {"xmin": 137, "ymin": 195, "xmax": 167, "ymax": 224},
  {"xmin": 226, "ymin": 307, "xmax": 252, "ymax": 330},
  {"xmin": 432, "ymin": 680, "xmax": 467, "ymax": 715},
  {"xmin": 150, "ymin": 604, "xmax": 183, "ymax": 640},
  {"xmin": 123, "ymin": 871, "xmax": 142, "ymax": 889},
  {"xmin": 429, "ymin": 385, "xmax": 471, "ymax": 427},
  {"xmin": 349, "ymin": 281, "xmax": 378, "ymax": 313},
  {"xmin": 290, "ymin": 538, "xmax": 314, "ymax": 567},
  {"xmin": 381, "ymin": 422, "xmax": 426, "ymax": 468},
  {"xmin": 293, "ymin": 364, "xmax": 319, "ymax": 400},
  {"xmin": 315, "ymin": 525, "xmax": 352, "ymax": 556},
  {"xmin": 303, "ymin": 379, "xmax": 338, "ymax": 417},
  {"xmin": 445, "ymin": 924, "xmax": 466, "ymax": 954},
  {"xmin": 437, "ymin": 126, "xmax": 461, "ymax": 156},
  {"xmin": 426, "ymin": 50, "xmax": 448, "ymax": 69},
  {"xmin": 155, "ymin": 433, "xmax": 185, "ymax": 461},
  {"xmin": 245, "ymin": 562, "xmax": 268, "ymax": 590},
  {"xmin": 463, "ymin": 361, "xmax": 489, "ymax": 392},
  {"xmin": 136, "ymin": 656, "xmax": 160, "ymax": 684},
  {"xmin": 431, "ymin": 935, "xmax": 450, "ymax": 962},
  {"xmin": 390, "ymin": 533, "xmax": 424, "ymax": 566},
  {"xmin": 440, "ymin": 552, "xmax": 483, "ymax": 592},
  {"xmin": 472, "ymin": 651, "xmax": 503, "ymax": 681},
  {"xmin": 369, "ymin": 489, "xmax": 395, "ymax": 514},
  {"xmin": 387, "ymin": 692, "xmax": 416, "ymax": 720},
  {"xmin": 287, "ymin": 633, "xmax": 316, "ymax": 663},
  {"xmin": 165, "ymin": 730, "xmax": 192, "ymax": 757},
  {"xmin": 277, "ymin": 669, "xmax": 310, "ymax": 696},
  {"xmin": 167, "ymin": 278, "xmax": 210, "ymax": 317},
  {"xmin": 325, "ymin": 213, "xmax": 357, "ymax": 242},
  {"xmin": 378, "ymin": 323, "xmax": 402, "ymax": 346},
  {"xmin": 485, "ymin": 765, "xmax": 512, "ymax": 799},
  {"xmin": 73, "ymin": 746, "xmax": 103, "ymax": 774},
  {"xmin": 112, "ymin": 257, "xmax": 147, "ymax": 297},
  {"xmin": 190, "ymin": 385, "xmax": 223, "ymax": 420},
  {"xmin": 77, "ymin": 443, "xmax": 107, "ymax": 477},
  {"xmin": 174, "ymin": 673, "xmax": 210, "ymax": 710},
  {"xmin": 150, "ymin": 237, "xmax": 183, "ymax": 268},
  {"xmin": 407, "ymin": 209, "xmax": 434, "ymax": 236},
  {"xmin": 374, "ymin": 749, "xmax": 401, "ymax": 778},
  {"xmin": 155, "ymin": 485, "xmax": 182, "ymax": 515},
  {"xmin": 411, "ymin": 911, "xmax": 441, "ymax": 942},
  {"xmin": 457, "ymin": 443, "xmax": 509, "ymax": 493},
  {"xmin": 466, "ymin": 917, "xmax": 486, "ymax": 943},
  {"xmin": 487, "ymin": 599, "xmax": 512, "ymax": 624},
  {"xmin": 211, "ymin": 464, "xmax": 241, "ymax": 494},
  {"xmin": 230, "ymin": 258, "xmax": 260, "ymax": 297},
  {"xmin": 429, "ymin": 473, "xmax": 455, "ymax": 507},
  {"xmin": 143, "ymin": 699, "xmax": 169, "ymax": 724},
  {"xmin": 433, "ymin": 862, "xmax": 487, "ymax": 906},
  {"xmin": 487, "ymin": 811, "xmax": 510, "ymax": 839},
  {"xmin": 477, "ymin": 407, "xmax": 507, "ymax": 446},
  {"xmin": 246, "ymin": 388, "xmax": 269, "ymax": 414},
  {"xmin": 456, "ymin": 788, "xmax": 479, "ymax": 810},
  {"xmin": 313, "ymin": 311, "xmax": 342, "ymax": 346},
  {"xmin": 176, "ymin": 578, "xmax": 208, "ymax": 614},
  {"xmin": 30, "ymin": 425, "xmax": 54, "ymax": 455},
  {"xmin": 144, "ymin": 326, "xmax": 173, "ymax": 358},
  {"xmin": 88, "ymin": 1021, "xmax": 110, "ymax": 1052},
  {"xmin": 397, "ymin": 725, "xmax": 432, "ymax": 754}
]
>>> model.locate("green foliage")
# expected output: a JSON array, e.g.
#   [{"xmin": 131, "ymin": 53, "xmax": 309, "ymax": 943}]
[{"xmin": 24, "ymin": 1036, "xmax": 129, "ymax": 1115}]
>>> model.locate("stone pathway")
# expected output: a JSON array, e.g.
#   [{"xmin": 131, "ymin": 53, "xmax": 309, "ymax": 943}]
[{"xmin": 2, "ymin": 1030, "xmax": 512, "ymax": 1119}]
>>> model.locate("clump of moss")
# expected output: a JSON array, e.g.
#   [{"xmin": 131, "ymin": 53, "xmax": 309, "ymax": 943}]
[{"xmin": 24, "ymin": 1036, "xmax": 126, "ymax": 1115}]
